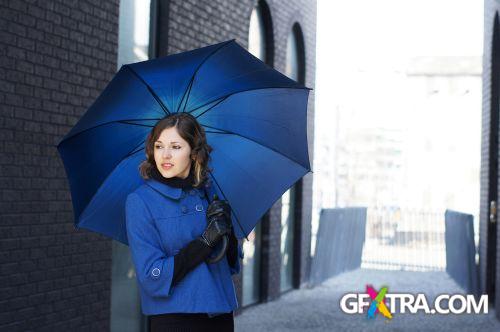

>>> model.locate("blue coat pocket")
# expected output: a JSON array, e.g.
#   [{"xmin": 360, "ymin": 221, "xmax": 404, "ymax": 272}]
[{"xmin": 154, "ymin": 213, "xmax": 204, "ymax": 254}]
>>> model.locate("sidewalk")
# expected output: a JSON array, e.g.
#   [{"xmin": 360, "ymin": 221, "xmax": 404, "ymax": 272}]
[{"xmin": 234, "ymin": 268, "xmax": 500, "ymax": 331}]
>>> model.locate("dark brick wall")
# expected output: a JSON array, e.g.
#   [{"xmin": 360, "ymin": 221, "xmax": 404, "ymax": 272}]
[
  {"xmin": 1, "ymin": 0, "xmax": 316, "ymax": 328},
  {"xmin": 160, "ymin": 0, "xmax": 316, "ymax": 307},
  {"xmin": 482, "ymin": 0, "xmax": 500, "ymax": 319},
  {"xmin": 0, "ymin": 0, "xmax": 119, "ymax": 330}
]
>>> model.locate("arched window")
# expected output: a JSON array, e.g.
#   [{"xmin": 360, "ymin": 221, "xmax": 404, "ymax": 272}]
[
  {"xmin": 281, "ymin": 22, "xmax": 305, "ymax": 292},
  {"xmin": 248, "ymin": 4, "xmax": 266, "ymax": 60},
  {"xmin": 286, "ymin": 23, "xmax": 305, "ymax": 83},
  {"xmin": 248, "ymin": 1, "xmax": 274, "ymax": 65},
  {"xmin": 117, "ymin": 0, "xmax": 151, "ymax": 68},
  {"xmin": 286, "ymin": 29, "xmax": 298, "ymax": 79}
]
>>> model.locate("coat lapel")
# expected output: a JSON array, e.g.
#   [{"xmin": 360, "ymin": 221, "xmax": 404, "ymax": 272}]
[{"xmin": 144, "ymin": 178, "xmax": 183, "ymax": 200}]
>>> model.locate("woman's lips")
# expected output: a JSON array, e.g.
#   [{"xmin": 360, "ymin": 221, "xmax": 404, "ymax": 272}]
[{"xmin": 162, "ymin": 163, "xmax": 173, "ymax": 170}]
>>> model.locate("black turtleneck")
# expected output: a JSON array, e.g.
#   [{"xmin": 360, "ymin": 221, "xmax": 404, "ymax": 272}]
[
  {"xmin": 150, "ymin": 165, "xmax": 196, "ymax": 189},
  {"xmin": 149, "ymin": 165, "xmax": 240, "ymax": 288}
]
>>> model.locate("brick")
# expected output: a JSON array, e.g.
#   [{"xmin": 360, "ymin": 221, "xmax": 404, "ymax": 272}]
[
  {"xmin": 0, "ymin": 238, "xmax": 20, "ymax": 250},
  {"xmin": 7, "ymin": 22, "xmax": 26, "ymax": 37},
  {"xmin": 45, "ymin": 11, "xmax": 61, "ymax": 25},
  {"xmin": 7, "ymin": 45, "xmax": 26, "ymax": 59},
  {"xmin": 26, "ymin": 4, "xmax": 45, "ymax": 19},
  {"xmin": 8, "ymin": 1, "xmax": 27, "ymax": 12},
  {"xmin": 53, "ymin": 3, "xmax": 70, "ymax": 16}
]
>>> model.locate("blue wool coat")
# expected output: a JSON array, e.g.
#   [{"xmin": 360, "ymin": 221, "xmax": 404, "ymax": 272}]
[{"xmin": 125, "ymin": 176, "xmax": 243, "ymax": 316}]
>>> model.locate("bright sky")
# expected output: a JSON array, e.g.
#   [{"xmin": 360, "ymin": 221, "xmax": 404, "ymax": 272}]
[
  {"xmin": 315, "ymin": 0, "xmax": 484, "ymax": 141},
  {"xmin": 316, "ymin": 0, "xmax": 483, "ymax": 73},
  {"xmin": 313, "ymin": 0, "xmax": 484, "ymax": 218}
]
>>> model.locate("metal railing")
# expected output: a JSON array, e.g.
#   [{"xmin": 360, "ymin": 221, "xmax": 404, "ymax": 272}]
[{"xmin": 361, "ymin": 206, "xmax": 446, "ymax": 271}]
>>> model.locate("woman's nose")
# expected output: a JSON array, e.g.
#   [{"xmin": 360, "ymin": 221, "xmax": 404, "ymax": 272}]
[{"xmin": 162, "ymin": 148, "xmax": 172, "ymax": 158}]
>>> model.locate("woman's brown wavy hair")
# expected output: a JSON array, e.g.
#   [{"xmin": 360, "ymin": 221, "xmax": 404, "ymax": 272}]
[{"xmin": 139, "ymin": 113, "xmax": 213, "ymax": 188}]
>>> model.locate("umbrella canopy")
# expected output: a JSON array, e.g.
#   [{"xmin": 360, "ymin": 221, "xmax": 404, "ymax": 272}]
[{"xmin": 56, "ymin": 39, "xmax": 311, "ymax": 245}]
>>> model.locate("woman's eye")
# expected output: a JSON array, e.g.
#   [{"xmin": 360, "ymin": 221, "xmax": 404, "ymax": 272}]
[
  {"xmin": 173, "ymin": 146, "xmax": 181, "ymax": 149},
  {"xmin": 155, "ymin": 145, "xmax": 162, "ymax": 149}
]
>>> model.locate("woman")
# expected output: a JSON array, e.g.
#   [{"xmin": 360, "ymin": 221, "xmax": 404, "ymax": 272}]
[{"xmin": 125, "ymin": 113, "xmax": 243, "ymax": 331}]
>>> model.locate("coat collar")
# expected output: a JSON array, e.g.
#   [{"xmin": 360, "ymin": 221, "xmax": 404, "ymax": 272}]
[{"xmin": 145, "ymin": 178, "xmax": 183, "ymax": 200}]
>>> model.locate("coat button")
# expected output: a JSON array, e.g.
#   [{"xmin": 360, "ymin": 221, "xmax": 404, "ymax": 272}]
[
  {"xmin": 189, "ymin": 189, "xmax": 196, "ymax": 196},
  {"xmin": 181, "ymin": 205, "xmax": 188, "ymax": 214},
  {"xmin": 152, "ymin": 268, "xmax": 160, "ymax": 277},
  {"xmin": 195, "ymin": 204, "xmax": 203, "ymax": 212}
]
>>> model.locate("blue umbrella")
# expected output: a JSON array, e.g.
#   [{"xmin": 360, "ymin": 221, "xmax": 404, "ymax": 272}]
[{"xmin": 56, "ymin": 39, "xmax": 311, "ymax": 245}]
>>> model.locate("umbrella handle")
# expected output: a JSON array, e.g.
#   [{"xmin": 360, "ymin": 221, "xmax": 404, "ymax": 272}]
[{"xmin": 206, "ymin": 235, "xmax": 228, "ymax": 264}]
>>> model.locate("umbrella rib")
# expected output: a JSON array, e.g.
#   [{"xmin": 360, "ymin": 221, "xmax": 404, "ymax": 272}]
[
  {"xmin": 123, "ymin": 139, "xmax": 146, "ymax": 159},
  {"xmin": 207, "ymin": 170, "xmax": 249, "ymax": 241},
  {"xmin": 176, "ymin": 75, "xmax": 193, "ymax": 113},
  {"xmin": 176, "ymin": 39, "xmax": 235, "ymax": 114},
  {"xmin": 185, "ymin": 85, "xmax": 311, "ymax": 115},
  {"xmin": 188, "ymin": 95, "xmax": 227, "ymax": 114},
  {"xmin": 192, "ymin": 96, "xmax": 230, "ymax": 119},
  {"xmin": 204, "ymin": 130, "xmax": 230, "ymax": 134},
  {"xmin": 118, "ymin": 120, "xmax": 159, "ymax": 128},
  {"xmin": 57, "ymin": 118, "xmax": 162, "ymax": 146},
  {"xmin": 201, "ymin": 124, "xmax": 233, "ymax": 135},
  {"xmin": 202, "ymin": 124, "xmax": 310, "ymax": 172},
  {"xmin": 124, "ymin": 65, "xmax": 170, "ymax": 115},
  {"xmin": 75, "ymin": 141, "xmax": 147, "ymax": 228},
  {"xmin": 180, "ymin": 78, "xmax": 195, "ymax": 113}
]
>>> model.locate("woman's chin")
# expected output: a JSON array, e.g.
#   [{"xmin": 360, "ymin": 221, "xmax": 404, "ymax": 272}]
[{"xmin": 159, "ymin": 169, "xmax": 175, "ymax": 178}]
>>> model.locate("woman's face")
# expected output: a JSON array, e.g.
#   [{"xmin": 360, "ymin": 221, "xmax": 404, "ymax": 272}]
[{"xmin": 153, "ymin": 127, "xmax": 192, "ymax": 179}]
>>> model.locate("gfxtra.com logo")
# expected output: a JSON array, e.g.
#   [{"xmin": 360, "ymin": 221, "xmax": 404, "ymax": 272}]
[{"xmin": 340, "ymin": 284, "xmax": 488, "ymax": 321}]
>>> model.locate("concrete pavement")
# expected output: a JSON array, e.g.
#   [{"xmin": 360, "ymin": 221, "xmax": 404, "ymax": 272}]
[{"xmin": 234, "ymin": 268, "xmax": 500, "ymax": 331}]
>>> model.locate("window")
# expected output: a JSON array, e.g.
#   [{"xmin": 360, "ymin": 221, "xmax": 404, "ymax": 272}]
[
  {"xmin": 111, "ymin": 1, "xmax": 152, "ymax": 331},
  {"xmin": 117, "ymin": 0, "xmax": 151, "ymax": 68},
  {"xmin": 280, "ymin": 23, "xmax": 305, "ymax": 292},
  {"xmin": 248, "ymin": 4, "xmax": 266, "ymax": 61}
]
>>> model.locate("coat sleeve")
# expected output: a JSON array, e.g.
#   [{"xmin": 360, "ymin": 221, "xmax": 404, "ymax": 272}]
[
  {"xmin": 125, "ymin": 192, "xmax": 175, "ymax": 298},
  {"xmin": 229, "ymin": 244, "xmax": 244, "ymax": 275}
]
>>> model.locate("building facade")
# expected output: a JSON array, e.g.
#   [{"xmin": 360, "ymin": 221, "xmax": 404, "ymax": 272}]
[
  {"xmin": 0, "ymin": 0, "xmax": 316, "ymax": 330},
  {"xmin": 482, "ymin": 0, "xmax": 500, "ymax": 320}
]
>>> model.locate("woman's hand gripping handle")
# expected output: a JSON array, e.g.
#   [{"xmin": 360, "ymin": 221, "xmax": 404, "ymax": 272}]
[{"xmin": 199, "ymin": 194, "xmax": 231, "ymax": 264}]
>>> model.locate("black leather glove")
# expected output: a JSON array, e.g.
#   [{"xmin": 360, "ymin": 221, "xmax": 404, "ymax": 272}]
[
  {"xmin": 199, "ymin": 196, "xmax": 232, "ymax": 248},
  {"xmin": 206, "ymin": 194, "xmax": 231, "ymax": 222}
]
